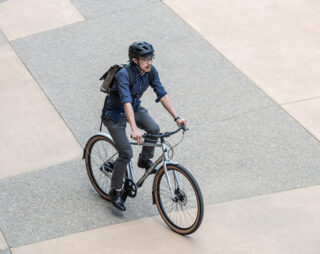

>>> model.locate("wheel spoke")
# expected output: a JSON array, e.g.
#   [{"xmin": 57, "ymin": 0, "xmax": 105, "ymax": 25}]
[
  {"xmin": 155, "ymin": 165, "xmax": 203, "ymax": 234},
  {"xmin": 85, "ymin": 136, "xmax": 120, "ymax": 199}
]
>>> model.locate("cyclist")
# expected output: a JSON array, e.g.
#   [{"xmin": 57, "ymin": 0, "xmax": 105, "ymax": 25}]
[{"xmin": 102, "ymin": 41, "xmax": 187, "ymax": 211}]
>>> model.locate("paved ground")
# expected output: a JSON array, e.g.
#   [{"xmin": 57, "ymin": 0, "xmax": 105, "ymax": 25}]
[{"xmin": 0, "ymin": 0, "xmax": 320, "ymax": 253}]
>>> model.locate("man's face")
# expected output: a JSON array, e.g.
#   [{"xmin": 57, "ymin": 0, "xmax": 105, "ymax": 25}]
[{"xmin": 134, "ymin": 55, "xmax": 154, "ymax": 73}]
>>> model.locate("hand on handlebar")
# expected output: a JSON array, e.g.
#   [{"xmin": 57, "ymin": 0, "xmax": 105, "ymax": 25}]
[
  {"xmin": 176, "ymin": 118, "xmax": 187, "ymax": 128},
  {"xmin": 131, "ymin": 129, "xmax": 143, "ymax": 144}
]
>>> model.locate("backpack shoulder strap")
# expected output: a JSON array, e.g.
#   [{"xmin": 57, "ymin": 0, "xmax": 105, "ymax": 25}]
[
  {"xmin": 125, "ymin": 64, "xmax": 135, "ymax": 87},
  {"xmin": 148, "ymin": 67, "xmax": 155, "ymax": 85}
]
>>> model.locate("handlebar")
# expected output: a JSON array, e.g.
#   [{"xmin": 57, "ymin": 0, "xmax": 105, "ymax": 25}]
[{"xmin": 142, "ymin": 124, "xmax": 188, "ymax": 139}]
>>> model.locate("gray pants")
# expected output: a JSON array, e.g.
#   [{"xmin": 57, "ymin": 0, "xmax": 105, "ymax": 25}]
[{"xmin": 103, "ymin": 107, "xmax": 160, "ymax": 190}]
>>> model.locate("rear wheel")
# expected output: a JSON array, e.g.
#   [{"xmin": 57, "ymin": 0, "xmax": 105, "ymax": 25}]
[
  {"xmin": 84, "ymin": 135, "xmax": 118, "ymax": 200},
  {"xmin": 153, "ymin": 164, "xmax": 204, "ymax": 235}
]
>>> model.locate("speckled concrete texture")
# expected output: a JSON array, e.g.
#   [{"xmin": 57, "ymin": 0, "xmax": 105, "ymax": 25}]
[
  {"xmin": 10, "ymin": 186, "xmax": 320, "ymax": 254},
  {"xmin": 0, "ymin": 249, "xmax": 11, "ymax": 254},
  {"xmin": 1, "ymin": 0, "xmax": 320, "ymax": 251},
  {"xmin": 164, "ymin": 0, "xmax": 320, "ymax": 146},
  {"xmin": 11, "ymin": 2, "xmax": 274, "ymax": 147},
  {"xmin": 0, "ymin": 159, "xmax": 157, "ymax": 247},
  {"xmin": 72, "ymin": 0, "xmax": 159, "ymax": 19}
]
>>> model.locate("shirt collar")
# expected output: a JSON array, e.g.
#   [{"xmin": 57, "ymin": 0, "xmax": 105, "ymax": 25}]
[{"xmin": 131, "ymin": 63, "xmax": 145, "ymax": 77}]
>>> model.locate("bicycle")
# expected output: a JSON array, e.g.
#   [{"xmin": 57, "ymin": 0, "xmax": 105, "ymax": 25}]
[{"xmin": 83, "ymin": 125, "xmax": 204, "ymax": 235}]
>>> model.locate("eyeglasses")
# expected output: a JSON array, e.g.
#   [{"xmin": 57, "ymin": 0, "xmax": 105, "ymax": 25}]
[{"xmin": 140, "ymin": 56, "xmax": 155, "ymax": 63}]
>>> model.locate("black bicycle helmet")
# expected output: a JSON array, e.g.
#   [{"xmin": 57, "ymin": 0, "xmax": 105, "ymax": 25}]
[{"xmin": 128, "ymin": 41, "xmax": 154, "ymax": 61}]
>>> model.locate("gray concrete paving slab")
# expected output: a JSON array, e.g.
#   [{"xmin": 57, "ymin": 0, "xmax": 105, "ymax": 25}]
[
  {"xmin": 2, "ymin": 106, "xmax": 320, "ymax": 247},
  {"xmin": 71, "ymin": 0, "xmax": 158, "ymax": 19},
  {"xmin": 11, "ymin": 1, "xmax": 274, "ymax": 147},
  {"xmin": 9, "ymin": 186, "xmax": 320, "ymax": 254},
  {"xmin": 0, "ymin": 249, "xmax": 11, "ymax": 254},
  {"xmin": 0, "ymin": 159, "xmax": 158, "ymax": 247},
  {"xmin": 191, "ymin": 107, "xmax": 320, "ymax": 203},
  {"xmin": 0, "ymin": 31, "xmax": 6, "ymax": 44},
  {"xmin": 3, "ymin": 0, "xmax": 320, "ymax": 248}
]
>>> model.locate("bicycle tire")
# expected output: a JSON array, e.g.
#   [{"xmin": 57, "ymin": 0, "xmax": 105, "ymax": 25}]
[
  {"xmin": 153, "ymin": 164, "xmax": 204, "ymax": 235},
  {"xmin": 84, "ymin": 134, "xmax": 118, "ymax": 200}
]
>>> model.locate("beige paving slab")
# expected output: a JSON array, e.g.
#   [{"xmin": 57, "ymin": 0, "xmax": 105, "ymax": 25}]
[
  {"xmin": 163, "ymin": 0, "xmax": 320, "ymax": 105},
  {"xmin": 11, "ymin": 185, "xmax": 320, "ymax": 254},
  {"xmin": 0, "ymin": 230, "xmax": 8, "ymax": 250},
  {"xmin": 0, "ymin": 0, "xmax": 84, "ymax": 41},
  {"xmin": 0, "ymin": 43, "xmax": 82, "ymax": 179},
  {"xmin": 283, "ymin": 97, "xmax": 320, "ymax": 141}
]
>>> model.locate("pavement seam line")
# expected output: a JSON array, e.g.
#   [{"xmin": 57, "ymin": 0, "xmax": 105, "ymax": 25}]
[
  {"xmin": 160, "ymin": 1, "xmax": 284, "ymax": 107},
  {"xmin": 161, "ymin": 1, "xmax": 320, "ymax": 145},
  {"xmin": 280, "ymin": 104, "xmax": 320, "ymax": 144},
  {"xmin": 215, "ymin": 105, "xmax": 279, "ymax": 124},
  {"xmin": 1, "ymin": 0, "xmax": 86, "ymax": 41},
  {"xmin": 70, "ymin": 0, "xmax": 161, "ymax": 21},
  {"xmin": 69, "ymin": 0, "xmax": 87, "ymax": 21},
  {"xmin": 9, "ymin": 184, "xmax": 320, "ymax": 250},
  {"xmin": 0, "ymin": 156, "xmax": 81, "ymax": 182},
  {"xmin": 0, "ymin": 226, "xmax": 10, "ymax": 250},
  {"xmin": 281, "ymin": 95, "xmax": 320, "ymax": 106},
  {"xmin": 9, "ymin": 18, "xmax": 87, "ymax": 42},
  {"xmin": 0, "ymin": 29, "xmax": 9, "ymax": 43},
  {"xmin": 6, "ymin": 41, "xmax": 84, "ymax": 149}
]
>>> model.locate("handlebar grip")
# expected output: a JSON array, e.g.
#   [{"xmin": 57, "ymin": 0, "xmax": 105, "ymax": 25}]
[{"xmin": 179, "ymin": 123, "xmax": 188, "ymax": 132}]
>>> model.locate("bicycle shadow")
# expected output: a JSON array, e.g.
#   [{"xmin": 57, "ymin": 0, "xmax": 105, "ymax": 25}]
[{"xmin": 107, "ymin": 204, "xmax": 125, "ymax": 218}]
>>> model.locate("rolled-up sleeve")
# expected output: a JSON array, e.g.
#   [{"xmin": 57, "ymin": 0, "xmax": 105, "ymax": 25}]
[
  {"xmin": 115, "ymin": 69, "xmax": 132, "ymax": 104},
  {"xmin": 150, "ymin": 66, "xmax": 167, "ymax": 102}
]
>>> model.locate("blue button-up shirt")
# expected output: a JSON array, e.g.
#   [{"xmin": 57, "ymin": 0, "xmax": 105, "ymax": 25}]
[{"xmin": 103, "ymin": 65, "xmax": 167, "ymax": 122}]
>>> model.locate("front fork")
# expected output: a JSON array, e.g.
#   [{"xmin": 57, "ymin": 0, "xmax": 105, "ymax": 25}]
[
  {"xmin": 152, "ymin": 140, "xmax": 182, "ymax": 203},
  {"xmin": 162, "ymin": 161, "xmax": 182, "ymax": 201}
]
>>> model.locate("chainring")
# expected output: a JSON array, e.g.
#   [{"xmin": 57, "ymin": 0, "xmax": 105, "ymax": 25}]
[{"xmin": 124, "ymin": 179, "xmax": 137, "ymax": 198}]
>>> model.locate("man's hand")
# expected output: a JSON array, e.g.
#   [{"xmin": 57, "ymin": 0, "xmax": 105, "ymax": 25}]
[
  {"xmin": 131, "ymin": 128, "xmax": 143, "ymax": 144},
  {"xmin": 176, "ymin": 118, "xmax": 187, "ymax": 127}
]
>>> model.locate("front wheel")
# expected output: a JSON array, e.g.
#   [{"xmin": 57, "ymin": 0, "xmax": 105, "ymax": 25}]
[{"xmin": 153, "ymin": 164, "xmax": 204, "ymax": 235}]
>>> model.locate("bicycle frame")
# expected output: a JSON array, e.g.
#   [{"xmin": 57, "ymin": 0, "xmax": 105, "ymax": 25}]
[
  {"xmin": 128, "ymin": 136, "xmax": 182, "ymax": 200},
  {"xmin": 84, "ymin": 126, "xmax": 204, "ymax": 234}
]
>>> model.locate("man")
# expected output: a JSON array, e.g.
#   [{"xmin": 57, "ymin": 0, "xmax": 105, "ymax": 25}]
[{"xmin": 102, "ymin": 41, "xmax": 187, "ymax": 211}]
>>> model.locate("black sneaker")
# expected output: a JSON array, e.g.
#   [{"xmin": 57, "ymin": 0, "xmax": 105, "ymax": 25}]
[
  {"xmin": 137, "ymin": 155, "xmax": 154, "ymax": 173},
  {"xmin": 109, "ymin": 189, "xmax": 126, "ymax": 211}
]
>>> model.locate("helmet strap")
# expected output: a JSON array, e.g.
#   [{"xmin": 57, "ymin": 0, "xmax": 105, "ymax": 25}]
[{"xmin": 135, "ymin": 57, "xmax": 144, "ymax": 74}]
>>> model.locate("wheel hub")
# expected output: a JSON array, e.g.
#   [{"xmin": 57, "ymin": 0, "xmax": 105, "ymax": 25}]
[
  {"xmin": 100, "ymin": 161, "xmax": 114, "ymax": 178},
  {"xmin": 174, "ymin": 189, "xmax": 187, "ymax": 206}
]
